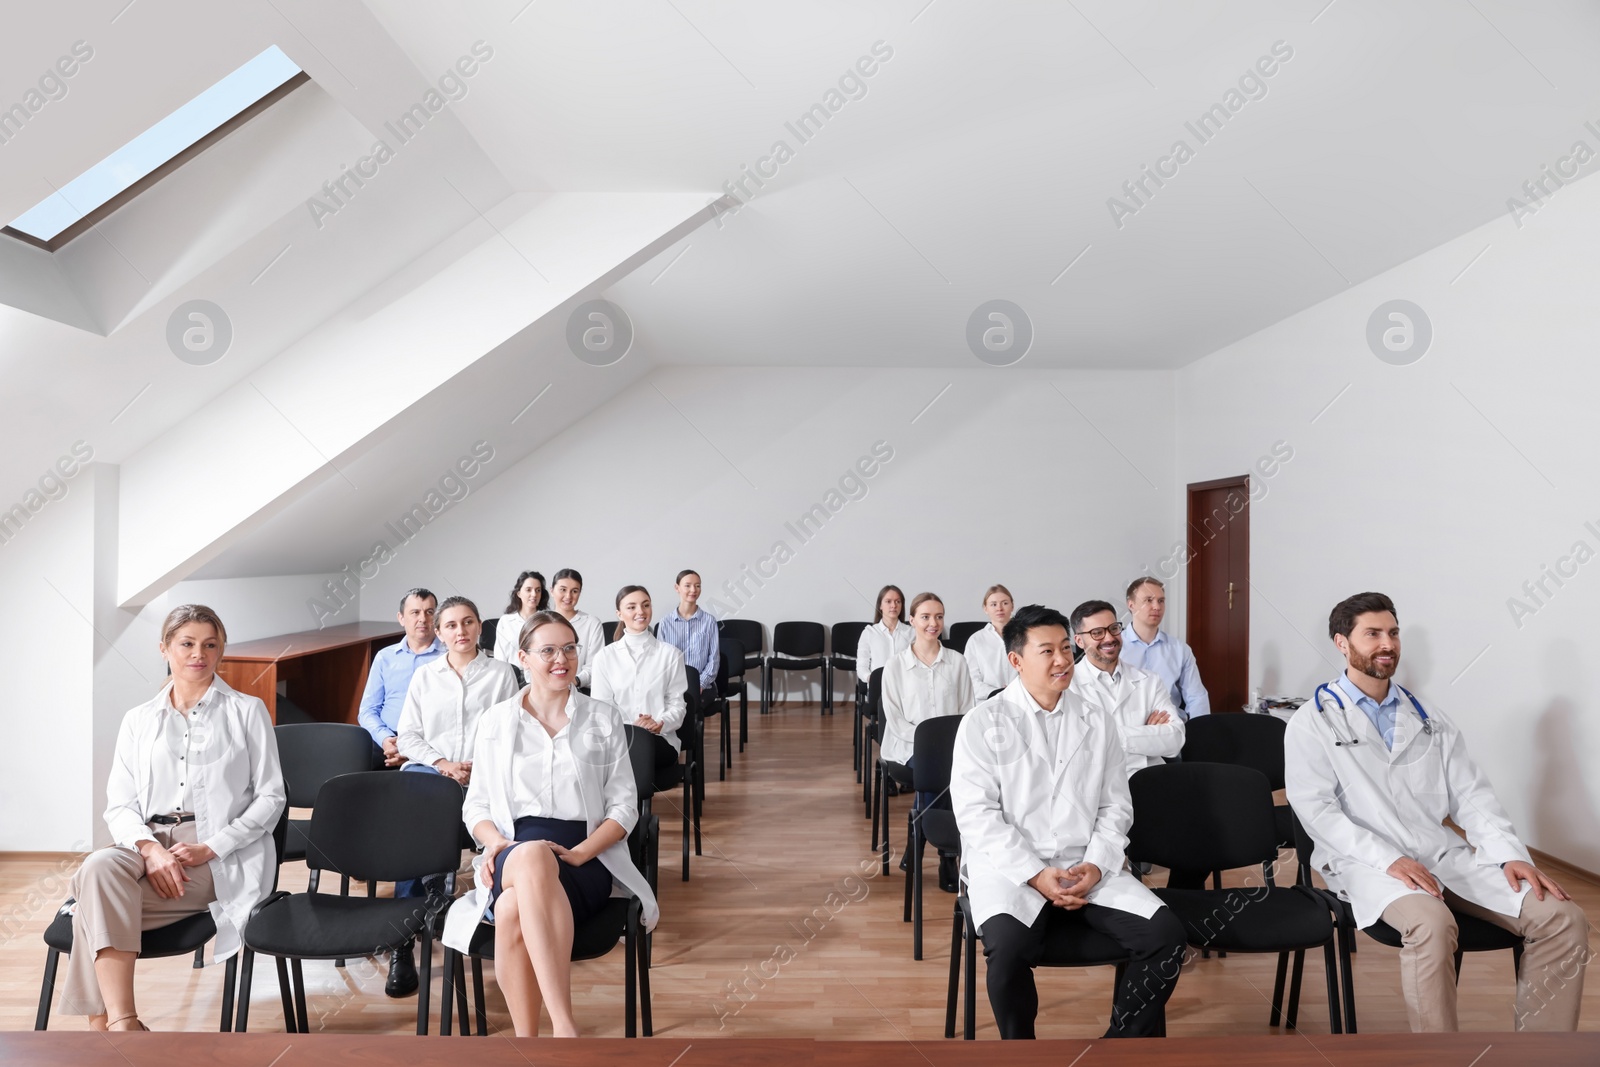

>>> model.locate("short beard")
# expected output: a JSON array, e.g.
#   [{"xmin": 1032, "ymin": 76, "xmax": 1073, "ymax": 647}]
[{"xmin": 1351, "ymin": 647, "xmax": 1398, "ymax": 680}]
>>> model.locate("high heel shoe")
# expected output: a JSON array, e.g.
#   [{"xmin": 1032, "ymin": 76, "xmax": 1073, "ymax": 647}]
[{"xmin": 107, "ymin": 1012, "xmax": 149, "ymax": 1031}]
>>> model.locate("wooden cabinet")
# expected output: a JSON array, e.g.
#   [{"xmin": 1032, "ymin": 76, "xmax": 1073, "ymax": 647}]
[{"xmin": 217, "ymin": 622, "xmax": 404, "ymax": 724}]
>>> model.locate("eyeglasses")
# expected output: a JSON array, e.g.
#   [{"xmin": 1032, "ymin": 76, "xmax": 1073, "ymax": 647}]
[
  {"xmin": 1078, "ymin": 623, "xmax": 1124, "ymax": 641},
  {"xmin": 528, "ymin": 643, "xmax": 580, "ymax": 662}
]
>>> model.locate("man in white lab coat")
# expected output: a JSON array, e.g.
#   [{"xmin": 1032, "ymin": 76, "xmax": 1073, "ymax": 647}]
[
  {"xmin": 1068, "ymin": 600, "xmax": 1185, "ymax": 775},
  {"xmin": 951, "ymin": 605, "xmax": 1186, "ymax": 1039},
  {"xmin": 1287, "ymin": 592, "xmax": 1589, "ymax": 1032}
]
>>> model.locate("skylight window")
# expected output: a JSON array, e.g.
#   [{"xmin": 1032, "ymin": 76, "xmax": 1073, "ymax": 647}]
[{"xmin": 3, "ymin": 45, "xmax": 306, "ymax": 251}]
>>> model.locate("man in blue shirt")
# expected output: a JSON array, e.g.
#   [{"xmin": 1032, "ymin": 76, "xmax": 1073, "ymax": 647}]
[
  {"xmin": 1120, "ymin": 577, "xmax": 1210, "ymax": 720},
  {"xmin": 355, "ymin": 587, "xmax": 443, "ymax": 999}
]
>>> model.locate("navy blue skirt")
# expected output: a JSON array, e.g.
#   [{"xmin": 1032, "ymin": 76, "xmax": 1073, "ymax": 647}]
[{"xmin": 489, "ymin": 816, "xmax": 612, "ymax": 926}]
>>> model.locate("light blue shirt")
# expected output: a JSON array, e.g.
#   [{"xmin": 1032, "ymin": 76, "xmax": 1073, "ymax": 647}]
[
  {"xmin": 656, "ymin": 606, "xmax": 720, "ymax": 690},
  {"xmin": 1121, "ymin": 628, "xmax": 1210, "ymax": 719},
  {"xmin": 358, "ymin": 636, "xmax": 446, "ymax": 743},
  {"xmin": 1334, "ymin": 672, "xmax": 1402, "ymax": 749}
]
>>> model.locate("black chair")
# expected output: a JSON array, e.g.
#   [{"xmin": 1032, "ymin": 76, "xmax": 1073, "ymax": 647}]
[
  {"xmin": 683, "ymin": 666, "xmax": 708, "ymax": 853},
  {"xmin": 719, "ymin": 620, "xmax": 765, "ymax": 748},
  {"xmin": 862, "ymin": 667, "xmax": 884, "ymax": 819},
  {"xmin": 1127, "ymin": 762, "xmax": 1342, "ymax": 1033},
  {"xmin": 602, "ymin": 620, "xmax": 619, "ymax": 645},
  {"xmin": 35, "ymin": 814, "xmax": 289, "ymax": 1032},
  {"xmin": 625, "ymin": 727, "xmax": 663, "ymax": 894},
  {"xmin": 902, "ymin": 715, "xmax": 964, "ymax": 960},
  {"xmin": 869, "ymin": 672, "xmax": 916, "ymax": 878},
  {"xmin": 235, "ymin": 771, "xmax": 464, "ymax": 1035},
  {"xmin": 1289, "ymin": 809, "xmax": 1522, "ymax": 1033},
  {"xmin": 628, "ymin": 672, "xmax": 699, "ymax": 883},
  {"xmin": 828, "ymin": 621, "xmax": 868, "ymax": 733},
  {"xmin": 765, "ymin": 621, "xmax": 827, "ymax": 714},
  {"xmin": 946, "ymin": 893, "xmax": 1135, "ymax": 1039},
  {"xmin": 478, "ymin": 616, "xmax": 498, "ymax": 654},
  {"xmin": 703, "ymin": 639, "xmax": 734, "ymax": 780},
  {"xmin": 944, "ymin": 621, "xmax": 985, "ymax": 652},
  {"xmin": 1180, "ymin": 713, "xmax": 1293, "ymax": 880}
]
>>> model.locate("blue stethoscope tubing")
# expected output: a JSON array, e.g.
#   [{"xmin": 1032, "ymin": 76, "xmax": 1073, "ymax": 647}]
[{"xmin": 1313, "ymin": 681, "xmax": 1433, "ymax": 746}]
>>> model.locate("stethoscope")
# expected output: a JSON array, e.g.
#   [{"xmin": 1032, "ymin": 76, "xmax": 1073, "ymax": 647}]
[{"xmin": 1312, "ymin": 680, "xmax": 1433, "ymax": 747}]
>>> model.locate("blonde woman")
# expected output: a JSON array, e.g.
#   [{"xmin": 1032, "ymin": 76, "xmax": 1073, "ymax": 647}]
[
  {"xmin": 965, "ymin": 584, "xmax": 1018, "ymax": 697},
  {"xmin": 64, "ymin": 605, "xmax": 284, "ymax": 1031}
]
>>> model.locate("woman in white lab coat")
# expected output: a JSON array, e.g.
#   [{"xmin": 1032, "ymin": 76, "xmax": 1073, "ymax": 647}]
[
  {"xmin": 493, "ymin": 570, "xmax": 548, "ymax": 665},
  {"xmin": 590, "ymin": 585, "xmax": 689, "ymax": 777},
  {"xmin": 398, "ymin": 596, "xmax": 519, "ymax": 785},
  {"xmin": 964, "ymin": 583, "xmax": 1017, "ymax": 697},
  {"xmin": 550, "ymin": 568, "xmax": 606, "ymax": 689},
  {"xmin": 881, "ymin": 592, "xmax": 976, "ymax": 797},
  {"xmin": 442, "ymin": 610, "xmax": 657, "ymax": 1038},
  {"xmin": 950, "ymin": 604, "xmax": 1184, "ymax": 1039},
  {"xmin": 65, "ymin": 604, "xmax": 285, "ymax": 1031},
  {"xmin": 855, "ymin": 584, "xmax": 911, "ymax": 680}
]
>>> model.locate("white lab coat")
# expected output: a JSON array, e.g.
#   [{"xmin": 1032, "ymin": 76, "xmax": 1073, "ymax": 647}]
[
  {"xmin": 589, "ymin": 632, "xmax": 689, "ymax": 752},
  {"xmin": 443, "ymin": 689, "xmax": 658, "ymax": 950},
  {"xmin": 880, "ymin": 645, "xmax": 975, "ymax": 765},
  {"xmin": 855, "ymin": 620, "xmax": 912, "ymax": 680},
  {"xmin": 395, "ymin": 651, "xmax": 518, "ymax": 767},
  {"xmin": 1284, "ymin": 678, "xmax": 1532, "ymax": 930},
  {"xmin": 964, "ymin": 624, "xmax": 1016, "ymax": 697},
  {"xmin": 950, "ymin": 678, "xmax": 1165, "ymax": 928},
  {"xmin": 103, "ymin": 677, "xmax": 285, "ymax": 962},
  {"xmin": 1069, "ymin": 657, "xmax": 1184, "ymax": 774},
  {"xmin": 567, "ymin": 610, "xmax": 607, "ymax": 688},
  {"xmin": 492, "ymin": 612, "xmax": 532, "ymax": 665}
]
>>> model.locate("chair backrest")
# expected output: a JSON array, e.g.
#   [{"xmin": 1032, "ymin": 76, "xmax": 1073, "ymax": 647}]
[
  {"xmin": 948, "ymin": 621, "xmax": 986, "ymax": 652},
  {"xmin": 1180, "ymin": 713, "xmax": 1287, "ymax": 790},
  {"xmin": 624, "ymin": 723, "xmax": 657, "ymax": 796},
  {"xmin": 602, "ymin": 620, "xmax": 619, "ymax": 644},
  {"xmin": 1288, "ymin": 804, "xmax": 1317, "ymax": 886},
  {"xmin": 269, "ymin": 810, "xmax": 291, "ymax": 891},
  {"xmin": 830, "ymin": 621, "xmax": 869, "ymax": 661},
  {"xmin": 869, "ymin": 667, "xmax": 885, "ymax": 739},
  {"xmin": 684, "ymin": 666, "xmax": 701, "ymax": 720},
  {"xmin": 275, "ymin": 723, "xmax": 380, "ymax": 806},
  {"xmin": 720, "ymin": 619, "xmax": 765, "ymax": 660},
  {"xmin": 717, "ymin": 636, "xmax": 741, "ymax": 689},
  {"xmin": 478, "ymin": 615, "xmax": 498, "ymax": 653},
  {"xmin": 772, "ymin": 621, "xmax": 825, "ymax": 657},
  {"xmin": 910, "ymin": 715, "xmax": 965, "ymax": 799},
  {"xmin": 307, "ymin": 771, "xmax": 463, "ymax": 881},
  {"xmin": 1126, "ymin": 762, "xmax": 1277, "ymax": 873}
]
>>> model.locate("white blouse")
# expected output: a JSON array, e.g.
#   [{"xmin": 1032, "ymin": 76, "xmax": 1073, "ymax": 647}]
[
  {"xmin": 396, "ymin": 651, "xmax": 519, "ymax": 767},
  {"xmin": 148, "ymin": 693, "xmax": 208, "ymax": 815},
  {"xmin": 510, "ymin": 712, "xmax": 587, "ymax": 821},
  {"xmin": 880, "ymin": 645, "xmax": 977, "ymax": 765},
  {"xmin": 965, "ymin": 624, "xmax": 1017, "ymax": 698},
  {"xmin": 568, "ymin": 610, "xmax": 607, "ymax": 687},
  {"xmin": 590, "ymin": 631, "xmax": 689, "ymax": 751},
  {"xmin": 492, "ymin": 611, "xmax": 534, "ymax": 665},
  {"xmin": 855, "ymin": 620, "xmax": 913, "ymax": 681}
]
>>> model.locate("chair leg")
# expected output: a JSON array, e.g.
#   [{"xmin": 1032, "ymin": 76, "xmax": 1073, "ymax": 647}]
[
  {"xmin": 219, "ymin": 954, "xmax": 238, "ymax": 1032},
  {"xmin": 440, "ymin": 948, "xmax": 454, "ymax": 1037},
  {"xmin": 274, "ymin": 956, "xmax": 295, "ymax": 1033},
  {"xmin": 903, "ymin": 807, "xmax": 915, "ymax": 922},
  {"xmin": 472, "ymin": 956, "xmax": 488, "ymax": 1036},
  {"xmin": 944, "ymin": 902, "xmax": 962, "ymax": 1038},
  {"xmin": 334, "ymin": 874, "xmax": 350, "ymax": 969},
  {"xmin": 291, "ymin": 957, "xmax": 309, "ymax": 1034},
  {"xmin": 879, "ymin": 761, "xmax": 891, "ymax": 877},
  {"xmin": 235, "ymin": 948, "xmax": 256, "ymax": 1032},
  {"xmin": 693, "ymin": 759, "xmax": 703, "ymax": 857},
  {"xmin": 681, "ymin": 783, "xmax": 691, "ymax": 882},
  {"xmin": 35, "ymin": 948, "xmax": 58, "ymax": 1030},
  {"xmin": 962, "ymin": 907, "xmax": 977, "ymax": 1040},
  {"xmin": 912, "ymin": 819, "xmax": 926, "ymax": 961},
  {"xmin": 417, "ymin": 929, "xmax": 433, "ymax": 1036},
  {"xmin": 638, "ymin": 915, "xmax": 654, "ymax": 1037},
  {"xmin": 624, "ymin": 910, "xmax": 638, "ymax": 1038},
  {"xmin": 1322, "ymin": 939, "xmax": 1343, "ymax": 1034},
  {"xmin": 193, "ymin": 945, "xmax": 205, "ymax": 969},
  {"xmin": 719, "ymin": 707, "xmax": 730, "ymax": 781},
  {"xmin": 455, "ymin": 951, "xmax": 472, "ymax": 1037},
  {"xmin": 1338, "ymin": 921, "xmax": 1359, "ymax": 1033},
  {"xmin": 1270, "ymin": 950, "xmax": 1288, "ymax": 1026},
  {"xmin": 1286, "ymin": 948, "xmax": 1305, "ymax": 1030},
  {"xmin": 870, "ymin": 760, "xmax": 881, "ymax": 846},
  {"xmin": 739, "ymin": 686, "xmax": 747, "ymax": 750}
]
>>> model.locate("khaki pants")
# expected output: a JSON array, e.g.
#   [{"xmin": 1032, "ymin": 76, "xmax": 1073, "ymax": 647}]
[
  {"xmin": 61, "ymin": 823, "xmax": 217, "ymax": 1016},
  {"xmin": 1381, "ymin": 886, "xmax": 1590, "ymax": 1032}
]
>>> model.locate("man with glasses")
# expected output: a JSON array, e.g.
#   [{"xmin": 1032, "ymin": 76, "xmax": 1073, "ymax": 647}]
[{"xmin": 1068, "ymin": 600, "xmax": 1184, "ymax": 775}]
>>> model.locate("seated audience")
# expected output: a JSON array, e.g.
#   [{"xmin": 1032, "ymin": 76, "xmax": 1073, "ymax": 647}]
[
  {"xmin": 442, "ymin": 611, "xmax": 658, "ymax": 1038},
  {"xmin": 494, "ymin": 570, "xmax": 549, "ymax": 665},
  {"xmin": 64, "ymin": 605, "xmax": 285, "ymax": 1031},
  {"xmin": 591, "ymin": 585, "xmax": 689, "ymax": 777},
  {"xmin": 965, "ymin": 583, "xmax": 1018, "ymax": 696},
  {"xmin": 951, "ymin": 605, "xmax": 1186, "ymax": 1039},
  {"xmin": 656, "ymin": 568, "xmax": 719, "ymax": 700},
  {"xmin": 358, "ymin": 588, "xmax": 445, "ymax": 767},
  {"xmin": 1068, "ymin": 599, "xmax": 1184, "ymax": 774},
  {"xmin": 550, "ymin": 568, "xmax": 606, "ymax": 689},
  {"xmin": 855, "ymin": 583, "xmax": 911, "ymax": 680},
  {"xmin": 1119, "ymin": 576, "xmax": 1210, "ymax": 719},
  {"xmin": 1288, "ymin": 592, "xmax": 1588, "ymax": 1033}
]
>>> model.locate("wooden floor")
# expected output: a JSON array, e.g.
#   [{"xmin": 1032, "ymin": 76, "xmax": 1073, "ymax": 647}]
[{"xmin": 4, "ymin": 704, "xmax": 1599, "ymax": 1041}]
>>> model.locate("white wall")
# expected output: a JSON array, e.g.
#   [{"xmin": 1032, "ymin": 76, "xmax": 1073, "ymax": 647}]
[
  {"xmin": 1177, "ymin": 175, "xmax": 1600, "ymax": 873},
  {"xmin": 360, "ymin": 366, "xmax": 1180, "ymax": 702}
]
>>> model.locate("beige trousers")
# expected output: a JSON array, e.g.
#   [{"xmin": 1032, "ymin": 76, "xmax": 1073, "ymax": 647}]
[
  {"xmin": 61, "ymin": 822, "xmax": 217, "ymax": 1016},
  {"xmin": 1380, "ymin": 886, "xmax": 1590, "ymax": 1032}
]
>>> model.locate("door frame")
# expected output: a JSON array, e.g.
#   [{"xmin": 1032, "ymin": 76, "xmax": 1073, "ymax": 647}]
[{"xmin": 1185, "ymin": 475, "xmax": 1250, "ymax": 712}]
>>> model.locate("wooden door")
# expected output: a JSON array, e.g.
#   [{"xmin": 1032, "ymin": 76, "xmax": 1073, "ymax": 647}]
[{"xmin": 1186, "ymin": 476, "xmax": 1250, "ymax": 713}]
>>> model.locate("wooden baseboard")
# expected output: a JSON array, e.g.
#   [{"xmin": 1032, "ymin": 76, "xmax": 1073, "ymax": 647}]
[
  {"xmin": 0, "ymin": 851, "xmax": 87, "ymax": 863},
  {"xmin": 1529, "ymin": 847, "xmax": 1600, "ymax": 888}
]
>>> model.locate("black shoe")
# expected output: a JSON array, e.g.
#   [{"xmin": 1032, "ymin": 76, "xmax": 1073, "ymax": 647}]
[
  {"xmin": 898, "ymin": 851, "xmax": 909, "ymax": 873},
  {"xmin": 938, "ymin": 853, "xmax": 959, "ymax": 893},
  {"xmin": 884, "ymin": 779, "xmax": 901, "ymax": 797},
  {"xmin": 385, "ymin": 942, "xmax": 418, "ymax": 998}
]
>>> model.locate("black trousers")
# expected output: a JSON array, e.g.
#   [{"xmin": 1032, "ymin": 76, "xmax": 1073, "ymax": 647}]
[{"xmin": 980, "ymin": 903, "xmax": 1186, "ymax": 1039}]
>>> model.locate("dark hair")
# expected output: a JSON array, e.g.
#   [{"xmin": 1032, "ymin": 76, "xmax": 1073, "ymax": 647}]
[
  {"xmin": 1069, "ymin": 600, "xmax": 1117, "ymax": 634},
  {"xmin": 1002, "ymin": 604, "xmax": 1072, "ymax": 656},
  {"xmin": 436, "ymin": 595, "xmax": 480, "ymax": 623},
  {"xmin": 518, "ymin": 609, "xmax": 579, "ymax": 653},
  {"xmin": 1328, "ymin": 592, "xmax": 1397, "ymax": 640},
  {"xmin": 552, "ymin": 568, "xmax": 583, "ymax": 588},
  {"xmin": 1125, "ymin": 576, "xmax": 1164, "ymax": 601},
  {"xmin": 503, "ymin": 570, "xmax": 549, "ymax": 614},
  {"xmin": 675, "ymin": 569, "xmax": 700, "ymax": 585},
  {"xmin": 873, "ymin": 584, "xmax": 905, "ymax": 624},
  {"xmin": 398, "ymin": 587, "xmax": 436, "ymax": 613},
  {"xmin": 615, "ymin": 584, "xmax": 650, "ymax": 609}
]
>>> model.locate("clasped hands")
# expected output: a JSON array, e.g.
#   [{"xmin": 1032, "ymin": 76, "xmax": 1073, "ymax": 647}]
[
  {"xmin": 138, "ymin": 839, "xmax": 215, "ymax": 899},
  {"xmin": 433, "ymin": 758, "xmax": 472, "ymax": 784},
  {"xmin": 1028, "ymin": 863, "xmax": 1102, "ymax": 910},
  {"xmin": 479, "ymin": 835, "xmax": 595, "ymax": 891},
  {"xmin": 633, "ymin": 715, "xmax": 663, "ymax": 734}
]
